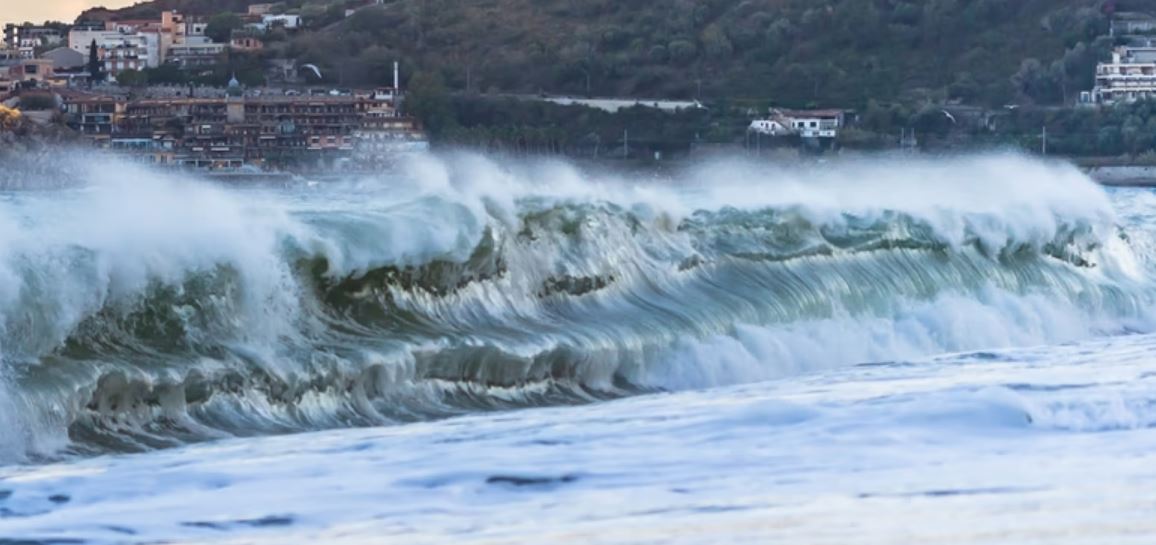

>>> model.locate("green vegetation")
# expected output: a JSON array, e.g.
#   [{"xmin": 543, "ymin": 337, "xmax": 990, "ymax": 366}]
[
  {"xmin": 87, "ymin": 40, "xmax": 104, "ymax": 83},
  {"xmin": 88, "ymin": 0, "xmax": 1127, "ymax": 108},
  {"xmin": 1001, "ymin": 101, "xmax": 1156, "ymax": 157},
  {"xmin": 204, "ymin": 12, "xmax": 244, "ymax": 43},
  {"xmin": 114, "ymin": 69, "xmax": 149, "ymax": 87},
  {"xmin": 78, "ymin": 0, "xmax": 1156, "ymax": 159},
  {"xmin": 436, "ymin": 96, "xmax": 726, "ymax": 157},
  {"xmin": 112, "ymin": 51, "xmax": 268, "ymax": 87},
  {"xmin": 274, "ymin": 0, "xmax": 1117, "ymax": 108}
]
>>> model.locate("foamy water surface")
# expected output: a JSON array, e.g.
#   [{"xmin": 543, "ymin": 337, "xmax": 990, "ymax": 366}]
[{"xmin": 1, "ymin": 153, "xmax": 1155, "ymax": 543}]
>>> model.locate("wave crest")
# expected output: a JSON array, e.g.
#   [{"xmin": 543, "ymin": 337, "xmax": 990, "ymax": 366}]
[{"xmin": 0, "ymin": 152, "xmax": 1150, "ymax": 461}]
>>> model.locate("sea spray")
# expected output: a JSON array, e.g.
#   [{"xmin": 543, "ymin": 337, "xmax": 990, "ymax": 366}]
[{"xmin": 0, "ymin": 151, "xmax": 1151, "ymax": 461}]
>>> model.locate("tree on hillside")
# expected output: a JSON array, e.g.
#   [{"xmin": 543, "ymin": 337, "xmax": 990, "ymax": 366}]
[
  {"xmin": 205, "ymin": 13, "xmax": 243, "ymax": 43},
  {"xmin": 115, "ymin": 69, "xmax": 148, "ymax": 87},
  {"xmin": 144, "ymin": 63, "xmax": 189, "ymax": 85},
  {"xmin": 87, "ymin": 40, "xmax": 104, "ymax": 84},
  {"xmin": 1012, "ymin": 58, "xmax": 1061, "ymax": 105},
  {"xmin": 405, "ymin": 71, "xmax": 456, "ymax": 137}
]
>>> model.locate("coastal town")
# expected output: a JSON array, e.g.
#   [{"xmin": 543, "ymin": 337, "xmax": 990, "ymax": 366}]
[
  {"xmin": 4, "ymin": 2, "xmax": 1156, "ymax": 170},
  {"xmin": 1, "ymin": 5, "xmax": 427, "ymax": 172}
]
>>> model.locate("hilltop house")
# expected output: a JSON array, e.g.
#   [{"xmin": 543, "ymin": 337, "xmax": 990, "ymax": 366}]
[
  {"xmin": 1112, "ymin": 12, "xmax": 1156, "ymax": 36},
  {"xmin": 749, "ymin": 109, "xmax": 845, "ymax": 139},
  {"xmin": 4, "ymin": 59, "xmax": 55, "ymax": 89},
  {"xmin": 64, "ymin": 10, "xmax": 237, "ymax": 78},
  {"xmin": 1090, "ymin": 46, "xmax": 1156, "ymax": 104},
  {"xmin": 230, "ymin": 31, "xmax": 265, "ymax": 52},
  {"xmin": 4, "ymin": 24, "xmax": 65, "ymax": 59}
]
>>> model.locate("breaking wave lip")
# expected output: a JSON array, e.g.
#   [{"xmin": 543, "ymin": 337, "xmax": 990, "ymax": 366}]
[{"xmin": 0, "ymin": 151, "xmax": 1152, "ymax": 462}]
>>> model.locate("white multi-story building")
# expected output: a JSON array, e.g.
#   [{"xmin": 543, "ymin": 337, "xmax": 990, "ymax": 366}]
[
  {"xmin": 68, "ymin": 29, "xmax": 158, "ymax": 77},
  {"xmin": 258, "ymin": 14, "xmax": 301, "ymax": 30},
  {"xmin": 749, "ymin": 109, "xmax": 844, "ymax": 139},
  {"xmin": 1092, "ymin": 47, "xmax": 1156, "ymax": 105},
  {"xmin": 4, "ymin": 25, "xmax": 63, "ymax": 58}
]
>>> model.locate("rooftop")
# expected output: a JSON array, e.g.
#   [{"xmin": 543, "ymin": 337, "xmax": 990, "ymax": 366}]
[
  {"xmin": 775, "ymin": 109, "xmax": 846, "ymax": 118},
  {"xmin": 1115, "ymin": 11, "xmax": 1156, "ymax": 21}
]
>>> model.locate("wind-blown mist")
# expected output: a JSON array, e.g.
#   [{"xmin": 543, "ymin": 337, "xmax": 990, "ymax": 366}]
[{"xmin": 0, "ymin": 152, "xmax": 1152, "ymax": 462}]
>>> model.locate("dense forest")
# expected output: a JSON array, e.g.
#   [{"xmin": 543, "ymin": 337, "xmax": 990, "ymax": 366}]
[
  {"xmin": 315, "ymin": 0, "xmax": 1110, "ymax": 108},
  {"xmin": 84, "ymin": 0, "xmax": 1144, "ymax": 107}
]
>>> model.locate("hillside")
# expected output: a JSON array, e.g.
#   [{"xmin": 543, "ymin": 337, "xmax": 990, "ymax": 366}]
[
  {"xmin": 310, "ymin": 0, "xmax": 1115, "ymax": 108},
  {"xmin": 85, "ymin": 0, "xmax": 1147, "ymax": 109}
]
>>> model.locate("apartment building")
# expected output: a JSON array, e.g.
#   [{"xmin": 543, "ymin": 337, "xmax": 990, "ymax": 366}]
[
  {"xmin": 64, "ymin": 11, "xmax": 226, "ymax": 77},
  {"xmin": 61, "ymin": 91, "xmax": 424, "ymax": 170},
  {"xmin": 4, "ymin": 24, "xmax": 65, "ymax": 59},
  {"xmin": 60, "ymin": 92, "xmax": 125, "ymax": 146},
  {"xmin": 1091, "ymin": 47, "xmax": 1156, "ymax": 105},
  {"xmin": 68, "ymin": 29, "xmax": 157, "ymax": 77}
]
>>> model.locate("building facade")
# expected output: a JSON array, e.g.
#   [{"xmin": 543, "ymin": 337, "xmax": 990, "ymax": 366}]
[
  {"xmin": 4, "ymin": 24, "xmax": 64, "ymax": 58},
  {"xmin": 6, "ymin": 59, "xmax": 56, "ymax": 88},
  {"xmin": 68, "ymin": 29, "xmax": 156, "ymax": 77},
  {"xmin": 1092, "ymin": 47, "xmax": 1156, "ymax": 105},
  {"xmin": 63, "ymin": 11, "xmax": 228, "ymax": 78},
  {"xmin": 1111, "ymin": 13, "xmax": 1156, "ymax": 36},
  {"xmin": 61, "ymin": 92, "xmax": 425, "ymax": 170},
  {"xmin": 749, "ymin": 109, "xmax": 844, "ymax": 139}
]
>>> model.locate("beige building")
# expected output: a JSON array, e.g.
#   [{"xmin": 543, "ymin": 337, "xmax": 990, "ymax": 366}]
[
  {"xmin": 6, "ymin": 59, "xmax": 55, "ymax": 87},
  {"xmin": 61, "ymin": 91, "xmax": 426, "ymax": 169}
]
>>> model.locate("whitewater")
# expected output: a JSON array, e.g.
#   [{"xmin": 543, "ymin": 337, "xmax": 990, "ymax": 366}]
[{"xmin": 2, "ymin": 152, "xmax": 1156, "ymax": 543}]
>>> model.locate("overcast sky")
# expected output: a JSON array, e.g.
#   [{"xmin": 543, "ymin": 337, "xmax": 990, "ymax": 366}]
[{"xmin": 3, "ymin": 0, "xmax": 136, "ymax": 27}]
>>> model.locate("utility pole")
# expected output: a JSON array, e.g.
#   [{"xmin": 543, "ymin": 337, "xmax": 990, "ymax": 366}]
[{"xmin": 1041, "ymin": 125, "xmax": 1048, "ymax": 156}]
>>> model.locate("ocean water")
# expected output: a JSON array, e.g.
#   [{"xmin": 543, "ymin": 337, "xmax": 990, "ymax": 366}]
[{"xmin": 2, "ymin": 153, "xmax": 1156, "ymax": 543}]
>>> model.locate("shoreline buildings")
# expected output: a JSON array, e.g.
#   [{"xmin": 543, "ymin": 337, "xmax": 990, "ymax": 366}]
[
  {"xmin": 59, "ymin": 82, "xmax": 427, "ymax": 170},
  {"xmin": 2, "ymin": 9, "xmax": 426, "ymax": 170}
]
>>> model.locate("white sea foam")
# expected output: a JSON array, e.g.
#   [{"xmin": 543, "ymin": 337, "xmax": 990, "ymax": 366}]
[
  {"xmin": 4, "ymin": 333, "xmax": 1156, "ymax": 544},
  {"xmin": 1, "ymin": 153, "xmax": 1156, "ymax": 544},
  {"xmin": 0, "ymin": 151, "xmax": 1150, "ymax": 463}
]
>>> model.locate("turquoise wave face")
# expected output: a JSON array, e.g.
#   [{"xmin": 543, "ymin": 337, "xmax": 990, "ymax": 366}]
[{"xmin": 0, "ymin": 152, "xmax": 1152, "ymax": 461}]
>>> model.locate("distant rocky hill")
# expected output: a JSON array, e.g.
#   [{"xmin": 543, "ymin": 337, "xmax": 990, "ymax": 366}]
[{"xmin": 80, "ymin": 0, "xmax": 1143, "ymax": 109}]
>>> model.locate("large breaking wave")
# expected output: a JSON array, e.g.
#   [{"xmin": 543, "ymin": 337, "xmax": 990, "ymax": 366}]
[{"xmin": 0, "ymin": 152, "xmax": 1152, "ymax": 461}]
